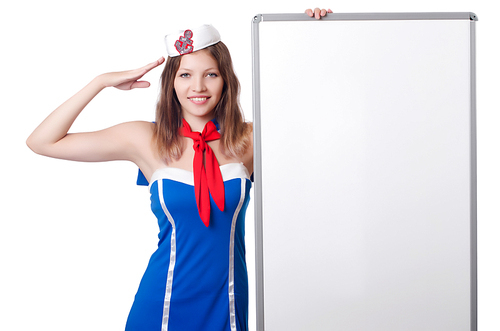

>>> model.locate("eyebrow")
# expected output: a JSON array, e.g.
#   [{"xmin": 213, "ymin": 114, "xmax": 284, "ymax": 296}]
[{"xmin": 177, "ymin": 67, "xmax": 220, "ymax": 72}]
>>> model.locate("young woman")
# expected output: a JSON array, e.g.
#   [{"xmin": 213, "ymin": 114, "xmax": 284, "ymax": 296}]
[{"xmin": 27, "ymin": 8, "xmax": 331, "ymax": 331}]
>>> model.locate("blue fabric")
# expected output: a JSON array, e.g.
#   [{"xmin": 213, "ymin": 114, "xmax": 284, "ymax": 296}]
[
  {"xmin": 126, "ymin": 170, "xmax": 251, "ymax": 331},
  {"xmin": 136, "ymin": 169, "xmax": 149, "ymax": 186}
]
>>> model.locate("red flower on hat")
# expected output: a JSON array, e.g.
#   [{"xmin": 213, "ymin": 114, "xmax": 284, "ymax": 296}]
[{"xmin": 175, "ymin": 30, "xmax": 194, "ymax": 55}]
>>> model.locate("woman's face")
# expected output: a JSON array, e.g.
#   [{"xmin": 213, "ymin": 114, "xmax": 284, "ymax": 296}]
[{"xmin": 174, "ymin": 49, "xmax": 224, "ymax": 122}]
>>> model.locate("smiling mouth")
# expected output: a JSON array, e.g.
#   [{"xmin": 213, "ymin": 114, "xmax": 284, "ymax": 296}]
[{"xmin": 188, "ymin": 97, "xmax": 209, "ymax": 102}]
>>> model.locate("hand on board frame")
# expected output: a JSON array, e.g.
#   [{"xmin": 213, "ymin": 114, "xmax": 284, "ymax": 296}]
[{"xmin": 305, "ymin": 8, "xmax": 333, "ymax": 19}]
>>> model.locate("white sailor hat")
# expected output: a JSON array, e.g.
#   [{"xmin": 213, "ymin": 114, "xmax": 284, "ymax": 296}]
[{"xmin": 164, "ymin": 24, "xmax": 221, "ymax": 57}]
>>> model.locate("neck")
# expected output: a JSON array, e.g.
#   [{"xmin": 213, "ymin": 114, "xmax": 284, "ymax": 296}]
[{"xmin": 182, "ymin": 113, "xmax": 215, "ymax": 132}]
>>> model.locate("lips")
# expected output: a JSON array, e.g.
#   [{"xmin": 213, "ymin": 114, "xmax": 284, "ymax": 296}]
[{"xmin": 188, "ymin": 96, "xmax": 210, "ymax": 104}]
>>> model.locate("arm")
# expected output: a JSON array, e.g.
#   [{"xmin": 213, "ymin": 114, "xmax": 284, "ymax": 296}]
[{"xmin": 26, "ymin": 57, "xmax": 164, "ymax": 163}]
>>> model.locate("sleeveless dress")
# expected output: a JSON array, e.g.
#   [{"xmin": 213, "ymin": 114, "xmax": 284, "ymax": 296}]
[{"xmin": 126, "ymin": 163, "xmax": 251, "ymax": 331}]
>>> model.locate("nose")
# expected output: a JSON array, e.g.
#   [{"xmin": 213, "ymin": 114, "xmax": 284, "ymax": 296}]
[{"xmin": 191, "ymin": 76, "xmax": 207, "ymax": 92}]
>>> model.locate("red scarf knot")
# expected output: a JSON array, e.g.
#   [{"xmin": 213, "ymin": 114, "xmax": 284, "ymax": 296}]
[{"xmin": 180, "ymin": 118, "xmax": 225, "ymax": 227}]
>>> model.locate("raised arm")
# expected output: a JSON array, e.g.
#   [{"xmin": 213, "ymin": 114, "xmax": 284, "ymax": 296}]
[{"xmin": 26, "ymin": 57, "xmax": 165, "ymax": 163}]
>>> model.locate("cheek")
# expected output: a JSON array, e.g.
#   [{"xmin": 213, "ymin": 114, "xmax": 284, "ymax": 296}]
[
  {"xmin": 213, "ymin": 81, "xmax": 224, "ymax": 99},
  {"xmin": 173, "ymin": 80, "xmax": 185, "ymax": 99}
]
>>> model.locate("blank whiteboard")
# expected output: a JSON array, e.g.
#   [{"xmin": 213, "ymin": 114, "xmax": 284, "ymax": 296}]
[{"xmin": 252, "ymin": 13, "xmax": 477, "ymax": 331}]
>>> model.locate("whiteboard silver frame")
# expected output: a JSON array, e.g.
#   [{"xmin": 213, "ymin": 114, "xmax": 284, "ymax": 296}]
[{"xmin": 252, "ymin": 12, "xmax": 477, "ymax": 331}]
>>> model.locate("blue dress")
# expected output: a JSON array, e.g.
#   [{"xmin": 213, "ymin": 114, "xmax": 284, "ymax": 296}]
[{"xmin": 126, "ymin": 163, "xmax": 251, "ymax": 331}]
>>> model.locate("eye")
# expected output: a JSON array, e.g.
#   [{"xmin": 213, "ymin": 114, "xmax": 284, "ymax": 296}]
[
  {"xmin": 179, "ymin": 73, "xmax": 190, "ymax": 78},
  {"xmin": 206, "ymin": 73, "xmax": 218, "ymax": 78}
]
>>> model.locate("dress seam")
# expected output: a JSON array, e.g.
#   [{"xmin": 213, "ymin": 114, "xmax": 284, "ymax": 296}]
[
  {"xmin": 228, "ymin": 178, "xmax": 246, "ymax": 331},
  {"xmin": 158, "ymin": 179, "xmax": 177, "ymax": 331}
]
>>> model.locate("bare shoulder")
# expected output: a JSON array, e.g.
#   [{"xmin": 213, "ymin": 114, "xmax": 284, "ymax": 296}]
[
  {"xmin": 102, "ymin": 121, "xmax": 155, "ymax": 153},
  {"xmin": 245, "ymin": 121, "xmax": 254, "ymax": 133},
  {"xmin": 242, "ymin": 122, "xmax": 254, "ymax": 174},
  {"xmin": 116, "ymin": 120, "xmax": 154, "ymax": 133},
  {"xmin": 119, "ymin": 121, "xmax": 155, "ymax": 140},
  {"xmin": 114, "ymin": 121, "xmax": 165, "ymax": 178},
  {"xmin": 245, "ymin": 122, "xmax": 253, "ymax": 149},
  {"xmin": 116, "ymin": 120, "xmax": 156, "ymax": 157}
]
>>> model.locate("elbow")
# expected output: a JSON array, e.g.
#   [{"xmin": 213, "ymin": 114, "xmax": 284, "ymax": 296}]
[
  {"xmin": 26, "ymin": 136, "xmax": 38, "ymax": 154},
  {"xmin": 26, "ymin": 134, "xmax": 44, "ymax": 155},
  {"xmin": 26, "ymin": 135, "xmax": 35, "ymax": 152}
]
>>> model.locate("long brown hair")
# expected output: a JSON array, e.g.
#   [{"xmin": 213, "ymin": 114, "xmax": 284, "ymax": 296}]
[{"xmin": 153, "ymin": 42, "xmax": 250, "ymax": 162}]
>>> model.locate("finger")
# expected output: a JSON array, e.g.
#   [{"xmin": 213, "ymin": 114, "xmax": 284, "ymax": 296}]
[
  {"xmin": 328, "ymin": 9, "xmax": 333, "ymax": 13},
  {"xmin": 141, "ymin": 57, "xmax": 165, "ymax": 73},
  {"xmin": 130, "ymin": 57, "xmax": 164, "ymax": 80},
  {"xmin": 314, "ymin": 8, "xmax": 321, "ymax": 19},
  {"xmin": 130, "ymin": 81, "xmax": 151, "ymax": 89},
  {"xmin": 321, "ymin": 9, "xmax": 327, "ymax": 17},
  {"xmin": 305, "ymin": 9, "xmax": 313, "ymax": 17}
]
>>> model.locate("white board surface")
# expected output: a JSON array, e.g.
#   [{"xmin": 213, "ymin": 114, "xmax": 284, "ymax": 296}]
[{"xmin": 252, "ymin": 13, "xmax": 476, "ymax": 331}]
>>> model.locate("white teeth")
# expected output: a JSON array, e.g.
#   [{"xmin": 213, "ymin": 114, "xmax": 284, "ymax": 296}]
[{"xmin": 190, "ymin": 97, "xmax": 207, "ymax": 102}]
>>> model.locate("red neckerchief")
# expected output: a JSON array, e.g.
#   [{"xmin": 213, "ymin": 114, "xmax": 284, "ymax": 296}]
[{"xmin": 180, "ymin": 118, "xmax": 225, "ymax": 227}]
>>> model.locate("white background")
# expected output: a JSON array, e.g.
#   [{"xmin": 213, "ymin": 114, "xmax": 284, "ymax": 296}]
[{"xmin": 0, "ymin": 1, "xmax": 498, "ymax": 330}]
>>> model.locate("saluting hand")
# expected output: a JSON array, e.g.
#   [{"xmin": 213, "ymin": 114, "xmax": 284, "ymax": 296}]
[{"xmin": 98, "ymin": 57, "xmax": 166, "ymax": 90}]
